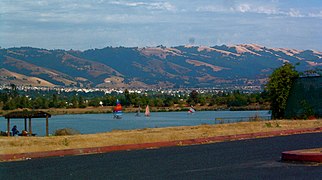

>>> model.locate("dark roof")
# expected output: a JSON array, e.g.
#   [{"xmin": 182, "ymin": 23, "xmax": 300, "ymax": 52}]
[{"xmin": 4, "ymin": 111, "xmax": 51, "ymax": 119}]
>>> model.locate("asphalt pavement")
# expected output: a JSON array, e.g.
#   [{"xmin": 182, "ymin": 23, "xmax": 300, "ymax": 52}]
[{"xmin": 1, "ymin": 132, "xmax": 322, "ymax": 179}]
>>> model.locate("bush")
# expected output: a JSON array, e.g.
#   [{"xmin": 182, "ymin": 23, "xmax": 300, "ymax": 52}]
[{"xmin": 54, "ymin": 128, "xmax": 80, "ymax": 136}]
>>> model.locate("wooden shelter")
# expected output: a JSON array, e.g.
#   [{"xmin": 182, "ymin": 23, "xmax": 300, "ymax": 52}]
[{"xmin": 4, "ymin": 111, "xmax": 51, "ymax": 137}]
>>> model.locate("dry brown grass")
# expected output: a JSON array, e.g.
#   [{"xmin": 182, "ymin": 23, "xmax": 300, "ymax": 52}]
[{"xmin": 0, "ymin": 119, "xmax": 321, "ymax": 155}]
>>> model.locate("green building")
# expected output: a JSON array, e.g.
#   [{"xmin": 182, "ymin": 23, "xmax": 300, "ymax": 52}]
[{"xmin": 284, "ymin": 76, "xmax": 322, "ymax": 119}]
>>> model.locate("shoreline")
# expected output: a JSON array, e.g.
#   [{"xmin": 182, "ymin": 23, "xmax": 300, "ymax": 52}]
[{"xmin": 0, "ymin": 104, "xmax": 270, "ymax": 116}]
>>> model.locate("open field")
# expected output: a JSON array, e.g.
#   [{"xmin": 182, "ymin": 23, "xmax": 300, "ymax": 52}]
[{"xmin": 0, "ymin": 119, "xmax": 321, "ymax": 155}]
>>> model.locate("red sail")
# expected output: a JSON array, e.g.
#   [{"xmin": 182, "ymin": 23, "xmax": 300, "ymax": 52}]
[{"xmin": 114, "ymin": 104, "xmax": 122, "ymax": 111}]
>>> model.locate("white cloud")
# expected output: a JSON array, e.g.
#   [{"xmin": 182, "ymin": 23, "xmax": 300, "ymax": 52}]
[
  {"xmin": 109, "ymin": 1, "xmax": 176, "ymax": 11},
  {"xmin": 196, "ymin": 5, "xmax": 226, "ymax": 13},
  {"xmin": 235, "ymin": 4, "xmax": 251, "ymax": 13},
  {"xmin": 308, "ymin": 11, "xmax": 322, "ymax": 18},
  {"xmin": 109, "ymin": 1, "xmax": 145, "ymax": 7},
  {"xmin": 196, "ymin": 2, "xmax": 322, "ymax": 19},
  {"xmin": 196, "ymin": 3, "xmax": 279, "ymax": 15},
  {"xmin": 235, "ymin": 4, "xmax": 279, "ymax": 15},
  {"xmin": 197, "ymin": 3, "xmax": 280, "ymax": 15},
  {"xmin": 287, "ymin": 8, "xmax": 303, "ymax": 17}
]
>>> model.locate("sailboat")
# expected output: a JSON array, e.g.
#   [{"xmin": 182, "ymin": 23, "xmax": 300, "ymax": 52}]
[
  {"xmin": 135, "ymin": 105, "xmax": 141, "ymax": 117},
  {"xmin": 145, "ymin": 105, "xmax": 150, "ymax": 117},
  {"xmin": 113, "ymin": 99, "xmax": 123, "ymax": 119},
  {"xmin": 188, "ymin": 106, "xmax": 196, "ymax": 114}
]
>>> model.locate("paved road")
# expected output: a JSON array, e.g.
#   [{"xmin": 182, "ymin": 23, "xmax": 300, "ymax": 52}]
[{"xmin": 1, "ymin": 132, "xmax": 322, "ymax": 179}]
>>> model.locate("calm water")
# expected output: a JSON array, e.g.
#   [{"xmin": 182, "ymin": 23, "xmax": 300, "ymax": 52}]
[{"xmin": 1, "ymin": 110, "xmax": 270, "ymax": 136}]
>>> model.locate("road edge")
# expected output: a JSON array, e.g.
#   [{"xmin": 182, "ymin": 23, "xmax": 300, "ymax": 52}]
[{"xmin": 282, "ymin": 149, "xmax": 322, "ymax": 163}]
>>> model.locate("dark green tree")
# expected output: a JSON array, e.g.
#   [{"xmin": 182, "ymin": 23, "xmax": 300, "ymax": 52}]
[
  {"xmin": 78, "ymin": 95, "xmax": 86, "ymax": 108},
  {"xmin": 0, "ymin": 91, "xmax": 10, "ymax": 104},
  {"xmin": 227, "ymin": 91, "xmax": 248, "ymax": 107},
  {"xmin": 266, "ymin": 63, "xmax": 299, "ymax": 119},
  {"xmin": 3, "ymin": 99, "xmax": 17, "ymax": 110},
  {"xmin": 9, "ymin": 84, "xmax": 18, "ymax": 98},
  {"xmin": 187, "ymin": 90, "xmax": 199, "ymax": 105},
  {"xmin": 124, "ymin": 89, "xmax": 131, "ymax": 106},
  {"xmin": 89, "ymin": 98, "xmax": 102, "ymax": 107},
  {"xmin": 18, "ymin": 96, "xmax": 30, "ymax": 108},
  {"xmin": 164, "ymin": 97, "xmax": 174, "ymax": 107},
  {"xmin": 70, "ymin": 95, "xmax": 78, "ymax": 108},
  {"xmin": 32, "ymin": 96, "xmax": 49, "ymax": 109},
  {"xmin": 49, "ymin": 94, "xmax": 59, "ymax": 108}
]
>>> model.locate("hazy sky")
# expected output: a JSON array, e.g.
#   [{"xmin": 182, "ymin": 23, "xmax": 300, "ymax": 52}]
[{"xmin": 1, "ymin": 0, "xmax": 322, "ymax": 50}]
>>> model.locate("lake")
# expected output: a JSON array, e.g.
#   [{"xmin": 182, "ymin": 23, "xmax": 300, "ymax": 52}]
[{"xmin": 0, "ymin": 110, "xmax": 271, "ymax": 136}]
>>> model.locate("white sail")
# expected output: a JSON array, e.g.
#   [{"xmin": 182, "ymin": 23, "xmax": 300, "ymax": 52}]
[
  {"xmin": 145, "ymin": 105, "xmax": 150, "ymax": 116},
  {"xmin": 188, "ymin": 107, "xmax": 196, "ymax": 113}
]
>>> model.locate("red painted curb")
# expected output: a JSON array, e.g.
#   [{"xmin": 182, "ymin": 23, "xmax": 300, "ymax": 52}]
[
  {"xmin": 282, "ymin": 150, "xmax": 322, "ymax": 163},
  {"xmin": 1, "ymin": 127, "xmax": 322, "ymax": 162}
]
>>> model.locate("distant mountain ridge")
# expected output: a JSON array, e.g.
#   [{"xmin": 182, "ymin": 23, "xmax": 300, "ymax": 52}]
[{"xmin": 0, "ymin": 44, "xmax": 321, "ymax": 89}]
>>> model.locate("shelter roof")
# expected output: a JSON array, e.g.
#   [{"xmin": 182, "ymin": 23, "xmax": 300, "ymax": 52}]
[{"xmin": 4, "ymin": 111, "xmax": 51, "ymax": 119}]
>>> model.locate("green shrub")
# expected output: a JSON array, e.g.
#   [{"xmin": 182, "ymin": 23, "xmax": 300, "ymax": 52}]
[
  {"xmin": 61, "ymin": 138, "xmax": 69, "ymax": 146},
  {"xmin": 265, "ymin": 122, "xmax": 272, "ymax": 128}
]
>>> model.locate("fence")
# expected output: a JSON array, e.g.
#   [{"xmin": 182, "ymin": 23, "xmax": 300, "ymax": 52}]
[{"xmin": 214, "ymin": 115, "xmax": 272, "ymax": 124}]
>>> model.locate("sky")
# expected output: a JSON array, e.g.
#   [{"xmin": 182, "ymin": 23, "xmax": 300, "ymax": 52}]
[{"xmin": 1, "ymin": 0, "xmax": 322, "ymax": 50}]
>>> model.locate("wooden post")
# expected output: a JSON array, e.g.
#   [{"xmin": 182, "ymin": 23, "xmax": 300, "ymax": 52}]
[
  {"xmin": 24, "ymin": 117, "xmax": 27, "ymax": 131},
  {"xmin": 46, "ymin": 115, "xmax": 49, "ymax": 136},
  {"xmin": 29, "ymin": 117, "xmax": 32, "ymax": 135},
  {"xmin": 7, "ymin": 118, "xmax": 10, "ymax": 137}
]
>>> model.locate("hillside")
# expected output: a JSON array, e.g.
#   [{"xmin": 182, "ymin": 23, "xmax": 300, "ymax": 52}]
[{"xmin": 0, "ymin": 44, "xmax": 321, "ymax": 88}]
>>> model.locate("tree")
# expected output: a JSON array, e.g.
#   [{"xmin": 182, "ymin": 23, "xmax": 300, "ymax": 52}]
[
  {"xmin": 18, "ymin": 96, "xmax": 30, "ymax": 108},
  {"xmin": 124, "ymin": 89, "xmax": 131, "ymax": 106},
  {"xmin": 32, "ymin": 96, "xmax": 49, "ymax": 109},
  {"xmin": 9, "ymin": 84, "xmax": 18, "ymax": 98},
  {"xmin": 70, "ymin": 95, "xmax": 78, "ymax": 108},
  {"xmin": 78, "ymin": 95, "xmax": 86, "ymax": 108},
  {"xmin": 266, "ymin": 63, "xmax": 299, "ymax": 119},
  {"xmin": 3, "ymin": 99, "xmax": 17, "ymax": 110},
  {"xmin": 49, "ymin": 94, "xmax": 59, "ymax": 108},
  {"xmin": 187, "ymin": 90, "xmax": 199, "ymax": 105}
]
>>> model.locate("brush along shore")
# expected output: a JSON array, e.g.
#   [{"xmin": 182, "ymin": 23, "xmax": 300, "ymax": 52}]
[{"xmin": 0, "ymin": 119, "xmax": 321, "ymax": 155}]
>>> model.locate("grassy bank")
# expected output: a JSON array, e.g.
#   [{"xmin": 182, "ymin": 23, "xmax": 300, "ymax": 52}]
[{"xmin": 0, "ymin": 119, "xmax": 321, "ymax": 155}]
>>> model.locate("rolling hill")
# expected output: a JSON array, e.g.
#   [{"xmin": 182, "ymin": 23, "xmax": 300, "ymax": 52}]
[{"xmin": 0, "ymin": 44, "xmax": 321, "ymax": 88}]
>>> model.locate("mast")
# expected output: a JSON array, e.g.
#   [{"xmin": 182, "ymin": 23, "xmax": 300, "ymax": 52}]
[{"xmin": 136, "ymin": 105, "xmax": 141, "ymax": 116}]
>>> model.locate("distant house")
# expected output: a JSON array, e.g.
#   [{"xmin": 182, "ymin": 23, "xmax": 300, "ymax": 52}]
[{"xmin": 284, "ymin": 76, "xmax": 322, "ymax": 119}]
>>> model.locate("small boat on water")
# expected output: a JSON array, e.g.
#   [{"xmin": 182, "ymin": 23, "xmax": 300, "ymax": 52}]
[
  {"xmin": 135, "ymin": 105, "xmax": 141, "ymax": 117},
  {"xmin": 188, "ymin": 106, "xmax": 196, "ymax": 114},
  {"xmin": 113, "ymin": 99, "xmax": 123, "ymax": 119},
  {"xmin": 145, "ymin": 105, "xmax": 150, "ymax": 117}
]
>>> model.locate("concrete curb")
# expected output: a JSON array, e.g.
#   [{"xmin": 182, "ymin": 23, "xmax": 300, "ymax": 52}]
[
  {"xmin": 282, "ymin": 149, "xmax": 322, "ymax": 163},
  {"xmin": 1, "ymin": 127, "xmax": 322, "ymax": 162}
]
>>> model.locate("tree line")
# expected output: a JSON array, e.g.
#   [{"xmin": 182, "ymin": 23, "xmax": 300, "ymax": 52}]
[{"xmin": 0, "ymin": 86, "xmax": 269, "ymax": 111}]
